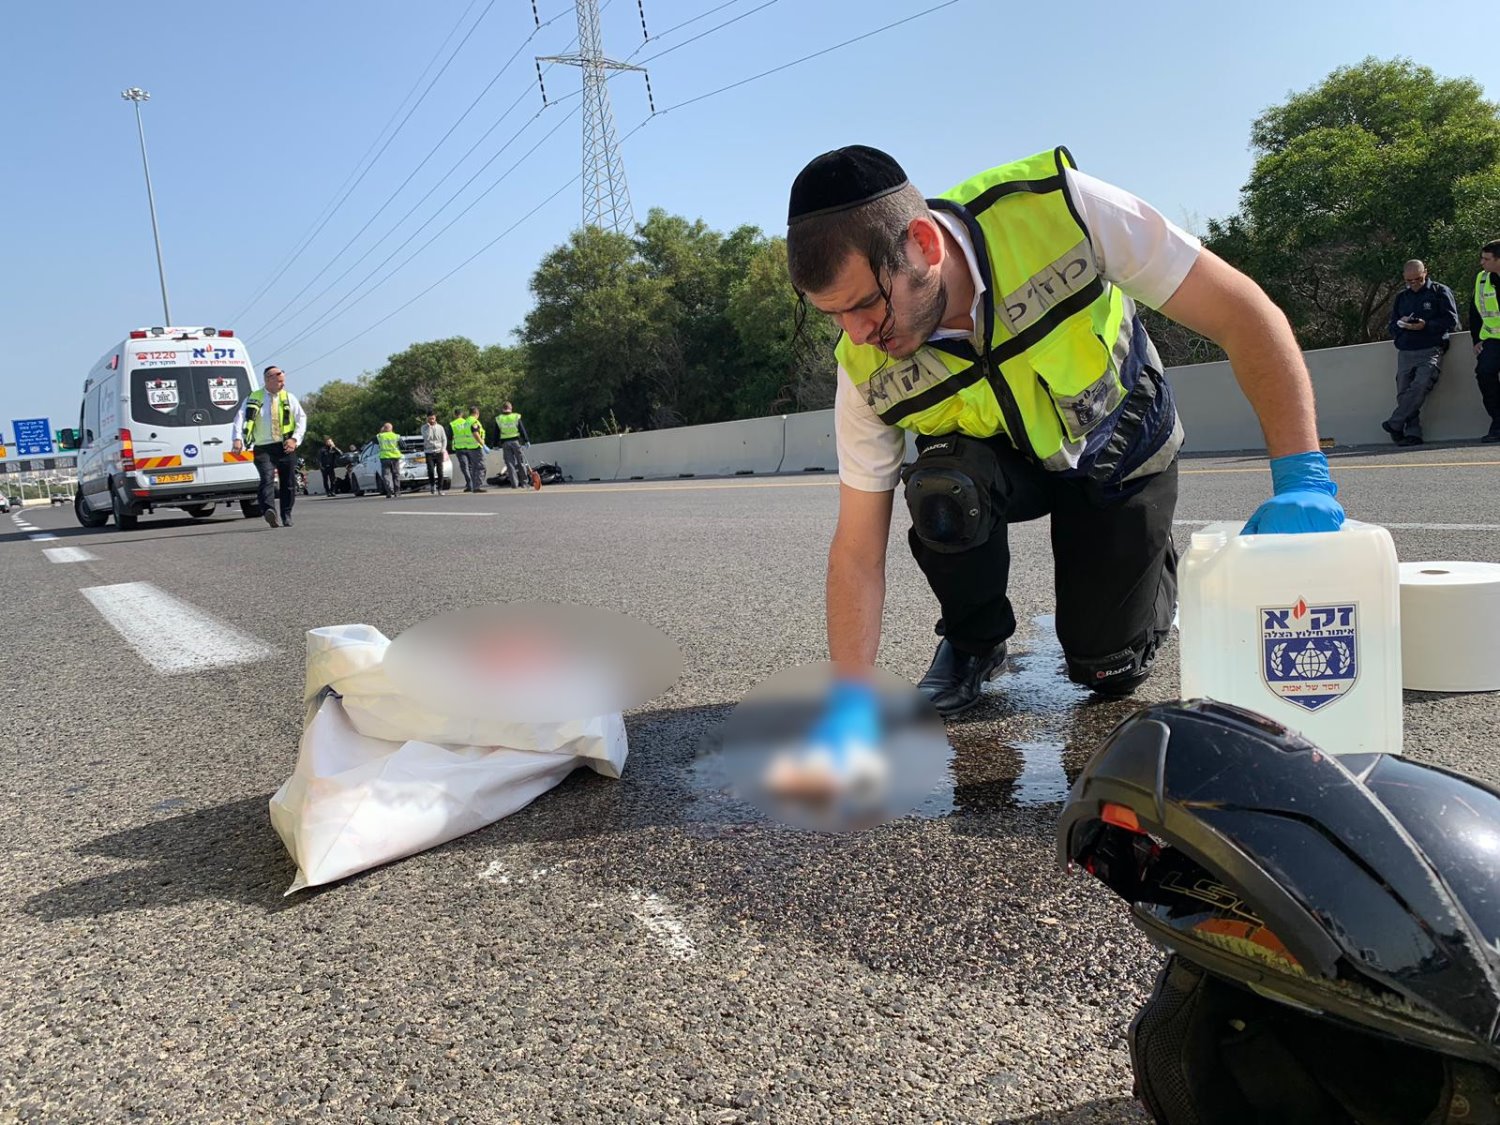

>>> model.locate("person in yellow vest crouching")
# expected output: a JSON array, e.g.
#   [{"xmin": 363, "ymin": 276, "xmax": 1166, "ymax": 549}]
[
  {"xmin": 376, "ymin": 423, "xmax": 404, "ymax": 498},
  {"xmin": 232, "ymin": 364, "xmax": 307, "ymax": 529},
  {"xmin": 773, "ymin": 144, "xmax": 1348, "ymax": 786}
]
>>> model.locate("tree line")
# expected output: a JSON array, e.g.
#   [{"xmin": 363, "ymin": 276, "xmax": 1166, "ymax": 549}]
[{"xmin": 304, "ymin": 56, "xmax": 1500, "ymax": 448}]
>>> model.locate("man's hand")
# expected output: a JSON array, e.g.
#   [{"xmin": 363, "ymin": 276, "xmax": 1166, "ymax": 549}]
[
  {"xmin": 762, "ymin": 678, "xmax": 887, "ymax": 800},
  {"xmin": 284, "ymin": 438, "xmax": 298, "ymax": 453},
  {"xmin": 231, "ymin": 439, "xmax": 244, "ymax": 453},
  {"xmin": 1243, "ymin": 451, "xmax": 1346, "ymax": 535},
  {"xmin": 1406, "ymin": 318, "xmax": 1426, "ymax": 331}
]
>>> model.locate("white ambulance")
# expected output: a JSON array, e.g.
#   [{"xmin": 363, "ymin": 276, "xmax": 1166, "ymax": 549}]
[{"xmin": 75, "ymin": 326, "xmax": 265, "ymax": 529}]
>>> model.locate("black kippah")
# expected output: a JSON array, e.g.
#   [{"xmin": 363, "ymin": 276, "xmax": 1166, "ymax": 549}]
[{"xmin": 787, "ymin": 145, "xmax": 910, "ymax": 226}]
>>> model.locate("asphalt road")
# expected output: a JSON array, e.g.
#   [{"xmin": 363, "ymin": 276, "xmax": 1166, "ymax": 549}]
[{"xmin": 3, "ymin": 442, "xmax": 1498, "ymax": 1124}]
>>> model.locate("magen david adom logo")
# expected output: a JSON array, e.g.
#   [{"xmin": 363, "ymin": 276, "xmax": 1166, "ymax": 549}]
[{"xmin": 1260, "ymin": 597, "xmax": 1358, "ymax": 712}]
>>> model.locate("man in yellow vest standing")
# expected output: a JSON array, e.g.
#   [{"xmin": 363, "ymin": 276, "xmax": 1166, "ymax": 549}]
[
  {"xmin": 376, "ymin": 423, "xmax": 404, "ymax": 498},
  {"xmin": 495, "ymin": 401, "xmax": 534, "ymax": 489},
  {"xmin": 778, "ymin": 145, "xmax": 1346, "ymax": 764},
  {"xmin": 232, "ymin": 364, "xmax": 307, "ymax": 529},
  {"xmin": 467, "ymin": 407, "xmax": 490, "ymax": 492},
  {"xmin": 450, "ymin": 407, "xmax": 474, "ymax": 491},
  {"xmin": 1469, "ymin": 239, "xmax": 1500, "ymax": 443}
]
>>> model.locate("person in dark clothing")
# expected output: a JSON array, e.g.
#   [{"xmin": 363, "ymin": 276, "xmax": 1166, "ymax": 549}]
[
  {"xmin": 1383, "ymin": 259, "xmax": 1459, "ymax": 445},
  {"xmin": 317, "ymin": 437, "xmax": 341, "ymax": 495},
  {"xmin": 1469, "ymin": 240, "xmax": 1500, "ymax": 443}
]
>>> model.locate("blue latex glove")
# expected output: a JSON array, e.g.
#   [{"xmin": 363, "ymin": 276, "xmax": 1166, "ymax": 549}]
[
  {"xmin": 1243, "ymin": 451, "xmax": 1346, "ymax": 535},
  {"xmin": 807, "ymin": 679, "xmax": 882, "ymax": 764}
]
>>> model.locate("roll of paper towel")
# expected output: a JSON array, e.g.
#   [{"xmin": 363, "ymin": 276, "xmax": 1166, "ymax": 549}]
[{"xmin": 1399, "ymin": 561, "xmax": 1500, "ymax": 692}]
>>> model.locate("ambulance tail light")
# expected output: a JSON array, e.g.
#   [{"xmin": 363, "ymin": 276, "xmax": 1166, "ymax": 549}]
[
  {"xmin": 120, "ymin": 429, "xmax": 136, "ymax": 471},
  {"xmin": 129, "ymin": 330, "xmax": 147, "ymax": 339}
]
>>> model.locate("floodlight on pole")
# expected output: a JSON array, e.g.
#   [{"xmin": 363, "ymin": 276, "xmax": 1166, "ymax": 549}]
[{"xmin": 121, "ymin": 87, "xmax": 173, "ymax": 325}]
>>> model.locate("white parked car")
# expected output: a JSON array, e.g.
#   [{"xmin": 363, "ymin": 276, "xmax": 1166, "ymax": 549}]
[{"xmin": 350, "ymin": 435, "xmax": 452, "ymax": 494}]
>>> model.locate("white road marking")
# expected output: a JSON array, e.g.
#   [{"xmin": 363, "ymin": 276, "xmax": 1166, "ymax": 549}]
[
  {"xmin": 384, "ymin": 510, "xmax": 495, "ymax": 517},
  {"xmin": 1175, "ymin": 519, "xmax": 1500, "ymax": 532},
  {"xmin": 628, "ymin": 891, "xmax": 697, "ymax": 961},
  {"xmin": 80, "ymin": 582, "xmax": 276, "ymax": 674},
  {"xmin": 43, "ymin": 547, "xmax": 97, "ymax": 563},
  {"xmin": 27, "ymin": 532, "xmax": 58, "ymax": 541}
]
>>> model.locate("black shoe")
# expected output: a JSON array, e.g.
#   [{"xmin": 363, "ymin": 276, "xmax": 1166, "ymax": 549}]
[
  {"xmin": 1381, "ymin": 420, "xmax": 1403, "ymax": 443},
  {"xmin": 264, "ymin": 509, "xmax": 279, "ymax": 528},
  {"xmin": 917, "ymin": 638, "xmax": 1008, "ymax": 717},
  {"xmin": 472, "ymin": 486, "xmax": 488, "ymax": 493},
  {"xmin": 1397, "ymin": 434, "xmax": 1423, "ymax": 446}
]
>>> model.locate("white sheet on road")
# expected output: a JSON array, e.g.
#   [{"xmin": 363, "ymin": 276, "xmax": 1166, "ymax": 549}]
[{"xmin": 270, "ymin": 624, "xmax": 627, "ymax": 894}]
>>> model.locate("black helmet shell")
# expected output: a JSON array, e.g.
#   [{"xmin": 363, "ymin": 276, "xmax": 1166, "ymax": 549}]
[{"xmin": 1057, "ymin": 699, "xmax": 1500, "ymax": 1067}]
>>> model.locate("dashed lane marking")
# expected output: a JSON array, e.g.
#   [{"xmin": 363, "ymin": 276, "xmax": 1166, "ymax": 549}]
[
  {"xmin": 80, "ymin": 582, "xmax": 276, "ymax": 674},
  {"xmin": 43, "ymin": 547, "xmax": 97, "ymax": 563}
]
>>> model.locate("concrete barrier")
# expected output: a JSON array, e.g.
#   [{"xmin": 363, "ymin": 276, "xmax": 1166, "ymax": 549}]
[
  {"xmin": 524, "ymin": 435, "xmax": 622, "ymax": 482},
  {"xmin": 616, "ymin": 416, "xmax": 785, "ymax": 480},
  {"xmin": 1173, "ymin": 332, "xmax": 1488, "ymax": 451},
  {"xmin": 512, "ymin": 333, "xmax": 1496, "ymax": 483},
  {"xmin": 780, "ymin": 410, "xmax": 837, "ymax": 472}
]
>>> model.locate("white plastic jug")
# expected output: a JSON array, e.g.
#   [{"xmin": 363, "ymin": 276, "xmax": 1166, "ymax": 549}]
[{"xmin": 1178, "ymin": 519, "xmax": 1402, "ymax": 755}]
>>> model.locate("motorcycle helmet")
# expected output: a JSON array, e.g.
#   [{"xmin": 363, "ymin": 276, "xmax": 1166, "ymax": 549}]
[{"xmin": 1056, "ymin": 699, "xmax": 1500, "ymax": 1124}]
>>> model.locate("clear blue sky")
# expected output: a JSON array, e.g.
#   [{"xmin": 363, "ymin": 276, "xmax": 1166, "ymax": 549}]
[{"xmin": 2, "ymin": 0, "xmax": 1494, "ymax": 441}]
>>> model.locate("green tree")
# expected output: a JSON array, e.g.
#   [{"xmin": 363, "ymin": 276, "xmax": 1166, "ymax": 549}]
[
  {"xmin": 518, "ymin": 225, "xmax": 672, "ymax": 438},
  {"xmin": 727, "ymin": 238, "xmax": 839, "ymax": 414},
  {"xmin": 1206, "ymin": 57, "xmax": 1500, "ymax": 347}
]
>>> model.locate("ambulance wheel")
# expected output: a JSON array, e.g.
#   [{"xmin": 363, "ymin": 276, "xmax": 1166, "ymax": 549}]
[
  {"xmin": 75, "ymin": 490, "xmax": 109, "ymax": 529},
  {"xmin": 240, "ymin": 500, "xmax": 264, "ymax": 519},
  {"xmin": 185, "ymin": 505, "xmax": 215, "ymax": 519},
  {"xmin": 111, "ymin": 487, "xmax": 139, "ymax": 531}
]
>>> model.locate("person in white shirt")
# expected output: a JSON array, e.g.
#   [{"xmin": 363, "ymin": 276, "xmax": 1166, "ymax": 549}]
[
  {"xmin": 421, "ymin": 412, "xmax": 448, "ymax": 495},
  {"xmin": 771, "ymin": 144, "xmax": 1346, "ymax": 790},
  {"xmin": 232, "ymin": 364, "xmax": 308, "ymax": 529}
]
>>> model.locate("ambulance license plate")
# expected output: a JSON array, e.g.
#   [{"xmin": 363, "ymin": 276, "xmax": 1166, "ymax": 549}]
[{"xmin": 152, "ymin": 471, "xmax": 194, "ymax": 484}]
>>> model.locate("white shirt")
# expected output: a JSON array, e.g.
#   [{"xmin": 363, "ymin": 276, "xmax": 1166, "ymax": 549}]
[
  {"xmin": 834, "ymin": 167, "xmax": 1203, "ymax": 492},
  {"xmin": 233, "ymin": 388, "xmax": 308, "ymax": 447}
]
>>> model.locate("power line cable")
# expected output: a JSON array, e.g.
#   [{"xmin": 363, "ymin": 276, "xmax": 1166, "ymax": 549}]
[
  {"xmin": 246, "ymin": 7, "xmax": 569, "ymax": 342},
  {"xmin": 251, "ymin": 13, "xmax": 597, "ymax": 346},
  {"xmin": 629, "ymin": 0, "xmax": 778, "ymax": 65},
  {"xmin": 227, "ymin": 0, "xmax": 499, "ymax": 326},
  {"xmin": 260, "ymin": 105, "xmax": 579, "ymax": 359},
  {"xmin": 225, "ymin": 0, "xmax": 487, "ymax": 327},
  {"xmin": 284, "ymin": 0, "xmax": 962, "ymax": 373}
]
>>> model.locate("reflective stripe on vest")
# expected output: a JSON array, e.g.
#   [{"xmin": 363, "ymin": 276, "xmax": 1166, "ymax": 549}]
[
  {"xmin": 243, "ymin": 389, "xmax": 294, "ymax": 446},
  {"xmin": 1477, "ymin": 272, "xmax": 1500, "ymax": 341},
  {"xmin": 451, "ymin": 417, "xmax": 477, "ymax": 449},
  {"xmin": 834, "ymin": 146, "xmax": 1137, "ymax": 472},
  {"xmin": 497, "ymin": 412, "xmax": 521, "ymax": 440},
  {"xmin": 377, "ymin": 431, "xmax": 402, "ymax": 459}
]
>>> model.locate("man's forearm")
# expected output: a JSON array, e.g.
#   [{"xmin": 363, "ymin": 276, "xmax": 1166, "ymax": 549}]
[
  {"xmin": 826, "ymin": 544, "xmax": 886, "ymax": 672},
  {"xmin": 1216, "ymin": 298, "xmax": 1320, "ymax": 458}
]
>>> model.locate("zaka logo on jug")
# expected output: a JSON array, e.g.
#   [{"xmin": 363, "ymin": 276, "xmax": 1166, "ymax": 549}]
[{"xmin": 1260, "ymin": 597, "xmax": 1358, "ymax": 712}]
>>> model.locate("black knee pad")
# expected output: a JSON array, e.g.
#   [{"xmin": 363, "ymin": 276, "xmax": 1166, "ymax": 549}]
[
  {"xmin": 901, "ymin": 436, "xmax": 994, "ymax": 554},
  {"xmin": 1068, "ymin": 638, "xmax": 1158, "ymax": 696}
]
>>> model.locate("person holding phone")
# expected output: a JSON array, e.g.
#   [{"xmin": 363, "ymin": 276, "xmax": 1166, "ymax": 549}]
[{"xmin": 1384, "ymin": 259, "xmax": 1459, "ymax": 446}]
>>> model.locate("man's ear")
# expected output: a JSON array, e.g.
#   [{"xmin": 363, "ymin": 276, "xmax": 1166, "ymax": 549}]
[{"xmin": 908, "ymin": 215, "xmax": 944, "ymax": 269}]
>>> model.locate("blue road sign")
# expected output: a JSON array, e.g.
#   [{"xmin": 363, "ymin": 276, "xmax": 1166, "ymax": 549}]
[{"xmin": 12, "ymin": 418, "xmax": 53, "ymax": 457}]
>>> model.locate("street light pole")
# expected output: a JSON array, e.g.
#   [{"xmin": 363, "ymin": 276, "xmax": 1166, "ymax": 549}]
[{"xmin": 121, "ymin": 87, "xmax": 172, "ymax": 325}]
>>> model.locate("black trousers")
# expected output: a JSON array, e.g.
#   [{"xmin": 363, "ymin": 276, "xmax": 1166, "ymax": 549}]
[
  {"xmin": 425, "ymin": 451, "xmax": 445, "ymax": 490},
  {"xmin": 907, "ymin": 435, "xmax": 1178, "ymax": 687},
  {"xmin": 320, "ymin": 466, "xmax": 337, "ymax": 494},
  {"xmin": 254, "ymin": 444, "xmax": 296, "ymax": 518},
  {"xmin": 1477, "ymin": 339, "xmax": 1500, "ymax": 437}
]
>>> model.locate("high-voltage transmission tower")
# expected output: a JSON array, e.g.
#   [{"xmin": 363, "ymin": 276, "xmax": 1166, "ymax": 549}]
[{"xmin": 536, "ymin": 0, "xmax": 654, "ymax": 234}]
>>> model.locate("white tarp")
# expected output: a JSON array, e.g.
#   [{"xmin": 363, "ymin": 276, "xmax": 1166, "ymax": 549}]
[{"xmin": 270, "ymin": 624, "xmax": 627, "ymax": 893}]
